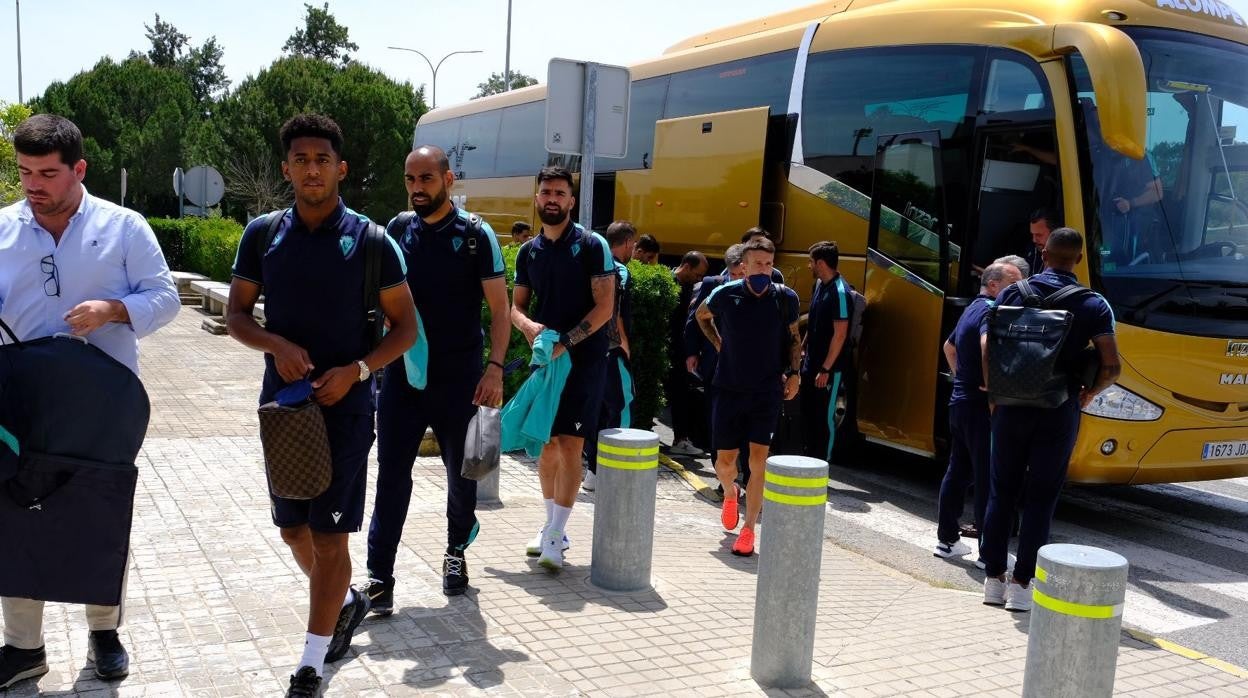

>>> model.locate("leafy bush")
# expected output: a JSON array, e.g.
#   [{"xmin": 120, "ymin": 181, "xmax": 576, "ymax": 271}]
[
  {"xmin": 149, "ymin": 216, "xmax": 245, "ymax": 281},
  {"xmin": 624, "ymin": 261, "xmax": 678, "ymax": 428}
]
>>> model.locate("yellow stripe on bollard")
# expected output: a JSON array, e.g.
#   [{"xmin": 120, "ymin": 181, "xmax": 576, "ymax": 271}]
[
  {"xmin": 763, "ymin": 490, "xmax": 827, "ymax": 506},
  {"xmin": 598, "ymin": 456, "xmax": 658, "ymax": 471},
  {"xmin": 764, "ymin": 471, "xmax": 829, "ymax": 490},
  {"xmin": 1036, "ymin": 566, "xmax": 1048, "ymax": 583},
  {"xmin": 1032, "ymin": 587, "xmax": 1123, "ymax": 619},
  {"xmin": 599, "ymin": 442, "xmax": 660, "ymax": 458}
]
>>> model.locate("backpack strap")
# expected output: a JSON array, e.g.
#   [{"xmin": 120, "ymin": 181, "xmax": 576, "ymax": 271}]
[
  {"xmin": 1043, "ymin": 283, "xmax": 1094, "ymax": 309},
  {"xmin": 363, "ymin": 222, "xmax": 386, "ymax": 349},
  {"xmin": 1015, "ymin": 278, "xmax": 1043, "ymax": 307},
  {"xmin": 385, "ymin": 211, "xmax": 416, "ymax": 240},
  {"xmin": 256, "ymin": 209, "xmax": 287, "ymax": 260},
  {"xmin": 464, "ymin": 216, "xmax": 481, "ymax": 257}
]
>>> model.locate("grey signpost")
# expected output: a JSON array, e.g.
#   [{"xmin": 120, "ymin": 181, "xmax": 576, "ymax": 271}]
[{"xmin": 545, "ymin": 59, "xmax": 631, "ymax": 230}]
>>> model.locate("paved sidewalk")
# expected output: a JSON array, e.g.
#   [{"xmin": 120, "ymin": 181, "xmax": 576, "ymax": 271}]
[{"xmin": 5, "ymin": 306, "xmax": 1248, "ymax": 696}]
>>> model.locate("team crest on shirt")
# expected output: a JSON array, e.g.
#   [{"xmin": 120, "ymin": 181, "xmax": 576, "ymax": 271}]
[
  {"xmin": 571, "ymin": 242, "xmax": 582, "ymax": 257},
  {"xmin": 339, "ymin": 233, "xmax": 356, "ymax": 257},
  {"xmin": 734, "ymin": 298, "xmax": 741, "ymax": 305},
  {"xmin": 452, "ymin": 236, "xmax": 464, "ymax": 252}
]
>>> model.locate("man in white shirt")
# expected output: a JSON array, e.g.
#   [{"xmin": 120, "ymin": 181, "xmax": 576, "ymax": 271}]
[{"xmin": 0, "ymin": 114, "xmax": 178, "ymax": 689}]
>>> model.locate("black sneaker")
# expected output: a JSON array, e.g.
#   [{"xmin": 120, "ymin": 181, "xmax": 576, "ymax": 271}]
[
  {"xmin": 286, "ymin": 665, "xmax": 322, "ymax": 697},
  {"xmin": 443, "ymin": 549, "xmax": 469, "ymax": 596},
  {"xmin": 0, "ymin": 645, "xmax": 48, "ymax": 690},
  {"xmin": 325, "ymin": 587, "xmax": 370, "ymax": 663},
  {"xmin": 359, "ymin": 577, "xmax": 394, "ymax": 617},
  {"xmin": 87, "ymin": 630, "xmax": 129, "ymax": 681}
]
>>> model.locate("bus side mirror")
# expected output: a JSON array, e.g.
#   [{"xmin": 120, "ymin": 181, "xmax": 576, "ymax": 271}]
[{"xmin": 1050, "ymin": 22, "xmax": 1148, "ymax": 160}]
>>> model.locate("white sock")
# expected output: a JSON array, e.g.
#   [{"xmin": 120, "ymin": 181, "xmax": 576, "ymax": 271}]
[
  {"xmin": 544, "ymin": 498, "xmax": 555, "ymax": 528},
  {"xmin": 299, "ymin": 632, "xmax": 332, "ymax": 676},
  {"xmin": 342, "ymin": 586, "xmax": 355, "ymax": 609},
  {"xmin": 551, "ymin": 504, "xmax": 572, "ymax": 534}
]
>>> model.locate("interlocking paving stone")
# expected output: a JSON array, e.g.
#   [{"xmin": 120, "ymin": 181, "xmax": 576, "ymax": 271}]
[{"xmin": 3, "ymin": 306, "xmax": 1245, "ymax": 696}]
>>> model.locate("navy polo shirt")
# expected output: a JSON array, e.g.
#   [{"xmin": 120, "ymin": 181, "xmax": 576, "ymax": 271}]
[
  {"xmin": 802, "ymin": 274, "xmax": 853, "ymax": 377},
  {"xmin": 980, "ymin": 269, "xmax": 1115, "ymax": 380},
  {"xmin": 233, "ymin": 200, "xmax": 406, "ymax": 415},
  {"xmin": 514, "ymin": 222, "xmax": 615, "ymax": 357},
  {"xmin": 948, "ymin": 294, "xmax": 993, "ymax": 406},
  {"xmin": 605, "ymin": 260, "xmax": 633, "ymax": 351},
  {"xmin": 705, "ymin": 280, "xmax": 800, "ymax": 393},
  {"xmin": 395, "ymin": 206, "xmax": 505, "ymax": 357}
]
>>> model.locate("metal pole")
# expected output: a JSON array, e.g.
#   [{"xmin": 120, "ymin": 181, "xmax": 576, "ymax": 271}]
[
  {"xmin": 15, "ymin": 0, "xmax": 23, "ymax": 103},
  {"xmin": 589, "ymin": 428, "xmax": 659, "ymax": 592},
  {"xmin": 388, "ymin": 47, "xmax": 482, "ymax": 109},
  {"xmin": 1023, "ymin": 544, "xmax": 1128, "ymax": 698},
  {"xmin": 751, "ymin": 455, "xmax": 828, "ymax": 689},
  {"xmin": 578, "ymin": 63, "xmax": 598, "ymax": 231},
  {"xmin": 504, "ymin": 0, "xmax": 513, "ymax": 93}
]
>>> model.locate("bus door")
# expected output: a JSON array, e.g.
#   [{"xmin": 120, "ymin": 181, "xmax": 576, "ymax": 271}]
[{"xmin": 858, "ymin": 130, "xmax": 951, "ymax": 457}]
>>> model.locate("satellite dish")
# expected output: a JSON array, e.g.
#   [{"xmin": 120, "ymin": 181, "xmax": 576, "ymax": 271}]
[{"xmin": 181, "ymin": 165, "xmax": 225, "ymax": 207}]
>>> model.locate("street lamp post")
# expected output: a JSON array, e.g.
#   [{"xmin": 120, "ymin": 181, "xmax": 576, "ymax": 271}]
[
  {"xmin": 15, "ymin": 0, "xmax": 24, "ymax": 103},
  {"xmin": 387, "ymin": 46, "xmax": 482, "ymax": 109},
  {"xmin": 505, "ymin": 0, "xmax": 513, "ymax": 93}
]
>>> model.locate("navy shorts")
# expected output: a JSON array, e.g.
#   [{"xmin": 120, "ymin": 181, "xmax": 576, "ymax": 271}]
[
  {"xmin": 271, "ymin": 411, "xmax": 375, "ymax": 533},
  {"xmin": 712, "ymin": 387, "xmax": 783, "ymax": 451},
  {"xmin": 552, "ymin": 348, "xmax": 608, "ymax": 440}
]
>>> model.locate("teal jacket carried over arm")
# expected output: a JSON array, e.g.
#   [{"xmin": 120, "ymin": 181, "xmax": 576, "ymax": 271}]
[{"xmin": 500, "ymin": 329, "xmax": 573, "ymax": 457}]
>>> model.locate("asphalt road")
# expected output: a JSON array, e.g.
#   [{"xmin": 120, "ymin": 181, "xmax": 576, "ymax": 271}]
[{"xmin": 650, "ymin": 422, "xmax": 1248, "ymax": 670}]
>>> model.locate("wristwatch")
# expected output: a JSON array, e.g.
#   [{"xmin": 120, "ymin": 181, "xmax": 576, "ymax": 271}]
[{"xmin": 356, "ymin": 360, "xmax": 371, "ymax": 382}]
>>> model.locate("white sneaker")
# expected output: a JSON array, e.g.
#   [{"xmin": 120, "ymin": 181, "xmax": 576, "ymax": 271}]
[
  {"xmin": 538, "ymin": 528, "xmax": 565, "ymax": 570},
  {"xmin": 1005, "ymin": 580, "xmax": 1032, "ymax": 612},
  {"xmin": 669, "ymin": 438, "xmax": 703, "ymax": 456},
  {"xmin": 525, "ymin": 528, "xmax": 570, "ymax": 557},
  {"xmin": 975, "ymin": 558, "xmax": 987, "ymax": 570},
  {"xmin": 983, "ymin": 577, "xmax": 1007, "ymax": 606},
  {"xmin": 581, "ymin": 470, "xmax": 597, "ymax": 492},
  {"xmin": 933, "ymin": 539, "xmax": 972, "ymax": 559}
]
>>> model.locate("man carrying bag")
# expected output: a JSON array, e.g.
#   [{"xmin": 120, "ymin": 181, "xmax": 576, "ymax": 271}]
[{"xmin": 0, "ymin": 114, "xmax": 179, "ymax": 688}]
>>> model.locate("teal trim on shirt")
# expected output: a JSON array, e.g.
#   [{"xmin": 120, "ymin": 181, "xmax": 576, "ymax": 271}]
[{"xmin": 0, "ymin": 424, "xmax": 18, "ymax": 456}]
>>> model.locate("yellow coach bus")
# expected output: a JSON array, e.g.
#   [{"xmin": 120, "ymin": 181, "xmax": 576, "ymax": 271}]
[{"xmin": 414, "ymin": 0, "xmax": 1248, "ymax": 485}]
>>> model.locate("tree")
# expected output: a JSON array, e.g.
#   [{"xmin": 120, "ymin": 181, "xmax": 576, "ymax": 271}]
[
  {"xmin": 144, "ymin": 13, "xmax": 188, "ymax": 68},
  {"xmin": 283, "ymin": 3, "xmax": 358, "ymax": 65},
  {"xmin": 134, "ymin": 14, "xmax": 230, "ymax": 104},
  {"xmin": 206, "ymin": 56, "xmax": 426, "ymax": 222},
  {"xmin": 1, "ymin": 102, "xmax": 34, "ymax": 206},
  {"xmin": 33, "ymin": 56, "xmax": 200, "ymax": 215},
  {"xmin": 474, "ymin": 71, "xmax": 538, "ymax": 98}
]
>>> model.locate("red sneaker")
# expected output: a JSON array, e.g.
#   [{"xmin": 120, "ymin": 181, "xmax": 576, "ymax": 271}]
[
  {"xmin": 720, "ymin": 485, "xmax": 740, "ymax": 531},
  {"xmin": 732, "ymin": 527, "xmax": 755, "ymax": 556}
]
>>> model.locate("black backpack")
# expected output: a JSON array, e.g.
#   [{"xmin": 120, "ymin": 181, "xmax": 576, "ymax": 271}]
[
  {"xmin": 986, "ymin": 279, "xmax": 1094, "ymax": 409},
  {"xmin": 257, "ymin": 210, "xmax": 388, "ymax": 350}
]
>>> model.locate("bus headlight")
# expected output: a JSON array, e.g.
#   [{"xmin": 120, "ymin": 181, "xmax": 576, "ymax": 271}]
[{"xmin": 1082, "ymin": 384, "xmax": 1163, "ymax": 421}]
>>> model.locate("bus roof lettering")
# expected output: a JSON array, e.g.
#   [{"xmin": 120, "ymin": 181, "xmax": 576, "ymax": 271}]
[{"xmin": 1156, "ymin": 0, "xmax": 1247, "ymax": 27}]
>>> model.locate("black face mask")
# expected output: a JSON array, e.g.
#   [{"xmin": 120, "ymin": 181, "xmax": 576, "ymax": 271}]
[{"xmin": 747, "ymin": 273, "xmax": 771, "ymax": 295}]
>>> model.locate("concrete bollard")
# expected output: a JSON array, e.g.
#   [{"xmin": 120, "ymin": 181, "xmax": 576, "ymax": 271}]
[
  {"xmin": 1023, "ymin": 544, "xmax": 1129, "ymax": 698},
  {"xmin": 477, "ymin": 466, "xmax": 500, "ymax": 504},
  {"xmin": 751, "ymin": 455, "xmax": 829, "ymax": 689},
  {"xmin": 590, "ymin": 428, "xmax": 660, "ymax": 592}
]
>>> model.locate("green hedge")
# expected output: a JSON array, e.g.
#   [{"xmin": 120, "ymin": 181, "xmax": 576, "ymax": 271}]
[
  {"xmin": 149, "ymin": 217, "xmax": 245, "ymax": 282},
  {"xmin": 487, "ymin": 246, "xmax": 678, "ymax": 429}
]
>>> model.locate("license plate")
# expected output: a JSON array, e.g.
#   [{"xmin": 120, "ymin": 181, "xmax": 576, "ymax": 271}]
[{"xmin": 1201, "ymin": 440, "xmax": 1248, "ymax": 460}]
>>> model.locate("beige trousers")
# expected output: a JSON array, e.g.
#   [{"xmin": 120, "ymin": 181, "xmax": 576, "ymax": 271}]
[{"xmin": 1, "ymin": 568, "xmax": 127, "ymax": 650}]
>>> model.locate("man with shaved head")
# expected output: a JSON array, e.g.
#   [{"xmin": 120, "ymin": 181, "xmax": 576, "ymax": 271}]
[
  {"xmin": 978, "ymin": 228, "xmax": 1120, "ymax": 613},
  {"xmin": 362, "ymin": 145, "xmax": 511, "ymax": 606}
]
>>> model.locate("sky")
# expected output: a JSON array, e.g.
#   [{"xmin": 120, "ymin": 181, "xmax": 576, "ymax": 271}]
[
  {"xmin": 4, "ymin": 0, "xmax": 1248, "ymax": 109},
  {"xmin": 0, "ymin": 0, "xmax": 810, "ymax": 108}
]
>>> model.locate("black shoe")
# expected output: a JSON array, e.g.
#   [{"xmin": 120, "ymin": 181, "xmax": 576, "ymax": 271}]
[
  {"xmin": 325, "ymin": 587, "xmax": 370, "ymax": 663},
  {"xmin": 87, "ymin": 630, "xmax": 129, "ymax": 681},
  {"xmin": 359, "ymin": 577, "xmax": 394, "ymax": 617},
  {"xmin": 286, "ymin": 665, "xmax": 322, "ymax": 697},
  {"xmin": 0, "ymin": 645, "xmax": 48, "ymax": 690},
  {"xmin": 959, "ymin": 522, "xmax": 981, "ymax": 539},
  {"xmin": 443, "ymin": 549, "xmax": 469, "ymax": 596}
]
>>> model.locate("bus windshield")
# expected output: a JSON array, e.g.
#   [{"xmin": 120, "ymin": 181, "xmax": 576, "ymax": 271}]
[{"xmin": 1075, "ymin": 28, "xmax": 1248, "ymax": 336}]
